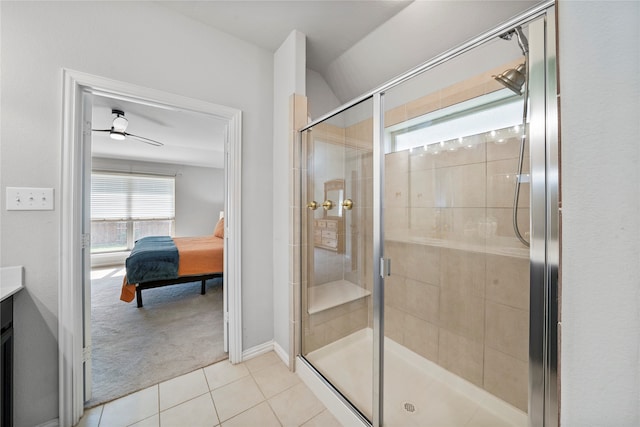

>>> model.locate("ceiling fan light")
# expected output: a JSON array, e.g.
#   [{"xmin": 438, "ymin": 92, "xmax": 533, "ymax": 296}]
[
  {"xmin": 112, "ymin": 116, "xmax": 128, "ymax": 130},
  {"xmin": 110, "ymin": 130, "xmax": 126, "ymax": 141}
]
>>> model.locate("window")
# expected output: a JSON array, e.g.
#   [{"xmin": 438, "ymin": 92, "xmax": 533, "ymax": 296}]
[
  {"xmin": 91, "ymin": 172, "xmax": 175, "ymax": 253},
  {"xmin": 387, "ymin": 89, "xmax": 522, "ymax": 152}
]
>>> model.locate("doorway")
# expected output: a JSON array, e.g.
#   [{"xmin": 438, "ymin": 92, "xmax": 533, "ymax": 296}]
[
  {"xmin": 59, "ymin": 70, "xmax": 243, "ymax": 426},
  {"xmin": 298, "ymin": 5, "xmax": 557, "ymax": 427},
  {"xmin": 86, "ymin": 94, "xmax": 229, "ymax": 406}
]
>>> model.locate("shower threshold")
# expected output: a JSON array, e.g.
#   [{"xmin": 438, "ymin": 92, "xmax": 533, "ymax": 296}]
[{"xmin": 305, "ymin": 328, "xmax": 526, "ymax": 427}]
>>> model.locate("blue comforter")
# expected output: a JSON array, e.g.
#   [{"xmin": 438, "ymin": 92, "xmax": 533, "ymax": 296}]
[{"xmin": 125, "ymin": 236, "xmax": 179, "ymax": 283}]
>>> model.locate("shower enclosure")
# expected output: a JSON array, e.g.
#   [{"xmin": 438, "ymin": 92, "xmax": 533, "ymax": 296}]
[{"xmin": 298, "ymin": 3, "xmax": 557, "ymax": 427}]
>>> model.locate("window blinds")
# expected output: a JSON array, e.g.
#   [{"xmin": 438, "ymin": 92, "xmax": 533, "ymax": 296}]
[{"xmin": 91, "ymin": 173, "xmax": 175, "ymax": 221}]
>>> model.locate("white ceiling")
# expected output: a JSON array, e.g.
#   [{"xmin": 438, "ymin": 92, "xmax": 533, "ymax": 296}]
[
  {"xmin": 94, "ymin": 1, "xmax": 413, "ymax": 167},
  {"xmin": 158, "ymin": 0, "xmax": 413, "ymax": 73},
  {"xmin": 91, "ymin": 94, "xmax": 228, "ymax": 168},
  {"xmin": 93, "ymin": 0, "xmax": 540, "ymax": 168}
]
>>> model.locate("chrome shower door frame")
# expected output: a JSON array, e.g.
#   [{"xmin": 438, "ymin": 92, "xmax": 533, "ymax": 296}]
[
  {"xmin": 528, "ymin": 7, "xmax": 559, "ymax": 427},
  {"xmin": 298, "ymin": 3, "xmax": 558, "ymax": 426}
]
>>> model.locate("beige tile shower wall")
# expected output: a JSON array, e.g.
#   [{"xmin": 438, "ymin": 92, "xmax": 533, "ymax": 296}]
[
  {"xmin": 303, "ymin": 298, "xmax": 370, "ymax": 354},
  {"xmin": 384, "ymin": 247, "xmax": 530, "ymax": 411},
  {"xmin": 382, "ymin": 60, "xmax": 530, "ymax": 412}
]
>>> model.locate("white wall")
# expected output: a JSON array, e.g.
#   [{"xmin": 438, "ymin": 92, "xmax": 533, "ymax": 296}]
[
  {"xmin": 273, "ymin": 30, "xmax": 306, "ymax": 359},
  {"xmin": 323, "ymin": 0, "xmax": 541, "ymax": 103},
  {"xmin": 558, "ymin": 1, "xmax": 640, "ymax": 425},
  {"xmin": 175, "ymin": 166, "xmax": 224, "ymax": 237},
  {"xmin": 91, "ymin": 157, "xmax": 224, "ymax": 237},
  {"xmin": 0, "ymin": 2, "xmax": 273, "ymax": 425},
  {"xmin": 306, "ymin": 68, "xmax": 341, "ymax": 120}
]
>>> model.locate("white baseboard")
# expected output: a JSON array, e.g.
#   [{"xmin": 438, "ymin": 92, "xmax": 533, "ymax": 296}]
[
  {"xmin": 35, "ymin": 419, "xmax": 59, "ymax": 427},
  {"xmin": 242, "ymin": 340, "xmax": 290, "ymax": 368},
  {"xmin": 273, "ymin": 341, "xmax": 289, "ymax": 367},
  {"xmin": 241, "ymin": 340, "xmax": 275, "ymax": 361}
]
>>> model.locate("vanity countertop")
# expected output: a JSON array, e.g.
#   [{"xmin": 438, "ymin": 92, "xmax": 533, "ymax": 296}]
[{"xmin": 1, "ymin": 266, "xmax": 24, "ymax": 301}]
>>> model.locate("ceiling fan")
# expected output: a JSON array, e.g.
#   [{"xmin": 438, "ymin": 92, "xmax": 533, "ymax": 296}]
[{"xmin": 92, "ymin": 109, "xmax": 164, "ymax": 147}]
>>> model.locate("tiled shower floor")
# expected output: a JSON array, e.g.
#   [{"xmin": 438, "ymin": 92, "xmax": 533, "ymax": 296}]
[{"xmin": 307, "ymin": 328, "xmax": 527, "ymax": 427}]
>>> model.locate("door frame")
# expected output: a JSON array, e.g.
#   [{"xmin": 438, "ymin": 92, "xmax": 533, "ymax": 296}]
[{"xmin": 59, "ymin": 69, "xmax": 243, "ymax": 426}]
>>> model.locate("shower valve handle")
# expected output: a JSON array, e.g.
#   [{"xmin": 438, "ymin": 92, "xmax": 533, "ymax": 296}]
[{"xmin": 322, "ymin": 200, "xmax": 334, "ymax": 210}]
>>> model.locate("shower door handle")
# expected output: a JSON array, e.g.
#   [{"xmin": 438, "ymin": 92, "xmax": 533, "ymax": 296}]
[{"xmin": 380, "ymin": 258, "xmax": 391, "ymax": 277}]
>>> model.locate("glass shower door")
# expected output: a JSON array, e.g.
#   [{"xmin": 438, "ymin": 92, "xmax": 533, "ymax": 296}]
[
  {"xmin": 298, "ymin": 7, "xmax": 557, "ymax": 426},
  {"xmin": 380, "ymin": 22, "xmax": 536, "ymax": 427},
  {"xmin": 301, "ymin": 99, "xmax": 375, "ymax": 422}
]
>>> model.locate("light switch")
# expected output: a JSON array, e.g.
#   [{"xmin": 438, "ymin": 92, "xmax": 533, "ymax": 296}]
[{"xmin": 6, "ymin": 187, "xmax": 54, "ymax": 210}]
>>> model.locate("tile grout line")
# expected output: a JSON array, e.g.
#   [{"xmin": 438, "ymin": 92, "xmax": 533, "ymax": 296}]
[
  {"xmin": 208, "ymin": 367, "xmax": 252, "ymax": 392},
  {"xmin": 261, "ymin": 376, "xmax": 321, "ymax": 427},
  {"xmin": 263, "ymin": 398, "xmax": 284, "ymax": 427},
  {"xmin": 97, "ymin": 405, "xmax": 104, "ymax": 427},
  {"xmin": 221, "ymin": 355, "xmax": 296, "ymax": 426},
  {"xmin": 202, "ymin": 367, "xmax": 223, "ymax": 426},
  {"xmin": 214, "ymin": 360, "xmax": 269, "ymax": 425},
  {"xmin": 96, "ymin": 353, "xmax": 313, "ymax": 427},
  {"xmin": 156, "ymin": 370, "xmax": 218, "ymax": 419}
]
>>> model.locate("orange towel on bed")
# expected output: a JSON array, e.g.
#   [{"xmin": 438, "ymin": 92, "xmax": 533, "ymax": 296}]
[{"xmin": 120, "ymin": 235, "xmax": 224, "ymax": 302}]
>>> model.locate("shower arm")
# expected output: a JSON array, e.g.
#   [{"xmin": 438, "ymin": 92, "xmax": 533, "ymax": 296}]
[{"xmin": 515, "ymin": 26, "xmax": 529, "ymax": 55}]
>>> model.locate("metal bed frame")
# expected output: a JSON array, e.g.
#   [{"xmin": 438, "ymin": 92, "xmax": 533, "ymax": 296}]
[{"xmin": 135, "ymin": 272, "xmax": 223, "ymax": 308}]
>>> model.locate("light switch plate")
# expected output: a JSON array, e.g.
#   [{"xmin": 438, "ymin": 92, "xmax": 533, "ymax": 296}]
[{"xmin": 6, "ymin": 187, "xmax": 54, "ymax": 210}]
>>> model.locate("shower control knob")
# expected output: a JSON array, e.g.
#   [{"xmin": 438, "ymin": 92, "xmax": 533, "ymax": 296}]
[{"xmin": 322, "ymin": 200, "xmax": 334, "ymax": 211}]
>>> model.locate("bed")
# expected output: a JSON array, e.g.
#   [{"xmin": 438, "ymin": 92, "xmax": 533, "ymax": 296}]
[{"xmin": 120, "ymin": 219, "xmax": 224, "ymax": 307}]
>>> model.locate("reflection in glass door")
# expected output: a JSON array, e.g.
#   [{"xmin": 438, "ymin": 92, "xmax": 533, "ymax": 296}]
[{"xmin": 301, "ymin": 99, "xmax": 375, "ymax": 423}]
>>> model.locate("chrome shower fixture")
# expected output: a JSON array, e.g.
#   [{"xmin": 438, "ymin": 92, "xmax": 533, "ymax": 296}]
[
  {"xmin": 494, "ymin": 63, "xmax": 527, "ymax": 96},
  {"xmin": 496, "ymin": 25, "xmax": 531, "ymax": 248},
  {"xmin": 493, "ymin": 27, "xmax": 529, "ymax": 96},
  {"xmin": 499, "ymin": 27, "xmax": 529, "ymax": 55}
]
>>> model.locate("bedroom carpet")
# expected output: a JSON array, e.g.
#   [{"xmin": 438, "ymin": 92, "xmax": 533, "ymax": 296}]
[{"xmin": 87, "ymin": 267, "xmax": 226, "ymax": 407}]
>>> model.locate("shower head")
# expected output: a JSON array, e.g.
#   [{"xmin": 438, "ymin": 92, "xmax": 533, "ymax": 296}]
[
  {"xmin": 494, "ymin": 26, "xmax": 529, "ymax": 95},
  {"xmin": 493, "ymin": 63, "xmax": 527, "ymax": 96}
]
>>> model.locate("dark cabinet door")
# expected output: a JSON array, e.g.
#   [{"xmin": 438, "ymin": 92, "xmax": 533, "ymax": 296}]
[{"xmin": 1, "ymin": 297, "xmax": 13, "ymax": 427}]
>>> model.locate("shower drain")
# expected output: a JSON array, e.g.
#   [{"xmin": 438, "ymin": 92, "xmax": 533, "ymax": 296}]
[{"xmin": 402, "ymin": 402, "xmax": 417, "ymax": 413}]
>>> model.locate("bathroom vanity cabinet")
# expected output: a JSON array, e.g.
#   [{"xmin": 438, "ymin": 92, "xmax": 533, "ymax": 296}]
[
  {"xmin": 0, "ymin": 266, "xmax": 21, "ymax": 427},
  {"xmin": 1, "ymin": 296, "xmax": 13, "ymax": 427}
]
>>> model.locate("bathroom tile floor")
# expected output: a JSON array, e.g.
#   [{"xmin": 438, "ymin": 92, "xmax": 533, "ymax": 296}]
[{"xmin": 76, "ymin": 352, "xmax": 341, "ymax": 427}]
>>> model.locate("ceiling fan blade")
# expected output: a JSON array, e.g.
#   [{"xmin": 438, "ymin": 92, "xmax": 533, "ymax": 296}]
[
  {"xmin": 92, "ymin": 129, "xmax": 112, "ymax": 133},
  {"xmin": 124, "ymin": 132, "xmax": 164, "ymax": 147}
]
